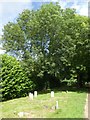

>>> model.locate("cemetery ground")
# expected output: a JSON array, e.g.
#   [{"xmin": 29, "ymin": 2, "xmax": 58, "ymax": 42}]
[{"xmin": 0, "ymin": 88, "xmax": 88, "ymax": 118}]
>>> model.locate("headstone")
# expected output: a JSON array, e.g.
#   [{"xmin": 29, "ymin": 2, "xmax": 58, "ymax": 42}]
[
  {"xmin": 18, "ymin": 112, "xmax": 24, "ymax": 117},
  {"xmin": 29, "ymin": 92, "xmax": 31, "ymax": 97},
  {"xmin": 24, "ymin": 112, "xmax": 30, "ymax": 116},
  {"xmin": 29, "ymin": 92, "xmax": 33, "ymax": 100},
  {"xmin": 55, "ymin": 101, "xmax": 59, "ymax": 109},
  {"xmin": 31, "ymin": 93, "xmax": 33, "ymax": 100},
  {"xmin": 34, "ymin": 91, "xmax": 37, "ymax": 98},
  {"xmin": 51, "ymin": 91, "xmax": 54, "ymax": 97}
]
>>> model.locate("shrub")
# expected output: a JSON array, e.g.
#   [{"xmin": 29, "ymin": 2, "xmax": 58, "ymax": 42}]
[{"xmin": 0, "ymin": 54, "xmax": 35, "ymax": 101}]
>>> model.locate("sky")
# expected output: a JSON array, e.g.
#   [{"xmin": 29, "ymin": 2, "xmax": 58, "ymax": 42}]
[{"xmin": 0, "ymin": 0, "xmax": 89, "ymax": 54}]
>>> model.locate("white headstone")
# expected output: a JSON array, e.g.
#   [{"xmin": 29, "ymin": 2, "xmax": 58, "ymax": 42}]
[
  {"xmin": 51, "ymin": 91, "xmax": 54, "ymax": 97},
  {"xmin": 31, "ymin": 93, "xmax": 33, "ymax": 100},
  {"xmin": 29, "ymin": 92, "xmax": 33, "ymax": 100},
  {"xmin": 18, "ymin": 112, "xmax": 24, "ymax": 117},
  {"xmin": 34, "ymin": 91, "xmax": 37, "ymax": 97},
  {"xmin": 56, "ymin": 101, "xmax": 59, "ymax": 109},
  {"xmin": 29, "ymin": 92, "xmax": 31, "ymax": 97}
]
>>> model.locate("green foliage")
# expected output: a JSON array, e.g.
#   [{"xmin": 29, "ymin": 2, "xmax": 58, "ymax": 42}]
[
  {"xmin": 0, "ymin": 54, "xmax": 35, "ymax": 101},
  {"xmin": 1, "ymin": 2, "xmax": 90, "ymax": 89},
  {"xmin": 62, "ymin": 77, "xmax": 77, "ymax": 87}
]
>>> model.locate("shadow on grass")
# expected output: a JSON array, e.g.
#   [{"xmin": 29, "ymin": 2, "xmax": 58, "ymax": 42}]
[{"xmin": 38, "ymin": 86, "xmax": 88, "ymax": 95}]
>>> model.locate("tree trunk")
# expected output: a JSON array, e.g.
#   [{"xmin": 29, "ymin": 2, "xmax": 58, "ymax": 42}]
[{"xmin": 77, "ymin": 73, "xmax": 83, "ymax": 88}]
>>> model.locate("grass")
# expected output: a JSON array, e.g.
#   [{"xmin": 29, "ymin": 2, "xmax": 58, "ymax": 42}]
[{"xmin": 0, "ymin": 89, "xmax": 87, "ymax": 118}]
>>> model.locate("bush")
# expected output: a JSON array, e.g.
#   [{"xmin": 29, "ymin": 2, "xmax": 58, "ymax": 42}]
[{"xmin": 0, "ymin": 54, "xmax": 35, "ymax": 101}]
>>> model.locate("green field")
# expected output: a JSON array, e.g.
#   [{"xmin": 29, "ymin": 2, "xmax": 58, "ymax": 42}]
[{"xmin": 0, "ymin": 90, "xmax": 87, "ymax": 118}]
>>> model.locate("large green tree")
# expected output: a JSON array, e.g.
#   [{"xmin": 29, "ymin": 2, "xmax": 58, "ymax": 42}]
[{"xmin": 2, "ymin": 2, "xmax": 89, "ymax": 88}]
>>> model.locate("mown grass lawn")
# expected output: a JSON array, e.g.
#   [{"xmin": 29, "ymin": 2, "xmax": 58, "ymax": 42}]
[{"xmin": 0, "ymin": 89, "xmax": 87, "ymax": 118}]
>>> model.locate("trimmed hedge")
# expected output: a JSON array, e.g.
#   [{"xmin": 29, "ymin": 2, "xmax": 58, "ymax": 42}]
[{"xmin": 0, "ymin": 54, "xmax": 35, "ymax": 101}]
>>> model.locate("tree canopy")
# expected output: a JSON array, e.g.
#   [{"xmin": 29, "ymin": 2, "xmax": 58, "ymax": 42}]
[{"xmin": 1, "ymin": 2, "xmax": 90, "ymax": 91}]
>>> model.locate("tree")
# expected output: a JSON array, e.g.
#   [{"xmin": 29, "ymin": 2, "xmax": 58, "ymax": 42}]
[
  {"xmin": 70, "ymin": 15, "xmax": 90, "ymax": 87},
  {"xmin": 2, "ymin": 2, "xmax": 89, "ymax": 89}
]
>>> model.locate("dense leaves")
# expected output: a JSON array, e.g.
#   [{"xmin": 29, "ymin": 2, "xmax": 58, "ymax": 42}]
[
  {"xmin": 0, "ymin": 54, "xmax": 35, "ymax": 101},
  {"xmin": 1, "ymin": 2, "xmax": 90, "ymax": 96}
]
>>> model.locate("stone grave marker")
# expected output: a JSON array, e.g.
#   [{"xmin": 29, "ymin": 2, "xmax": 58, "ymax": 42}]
[
  {"xmin": 51, "ymin": 91, "xmax": 54, "ymax": 97},
  {"xmin": 55, "ymin": 101, "xmax": 59, "ymax": 109},
  {"xmin": 18, "ymin": 112, "xmax": 24, "ymax": 117},
  {"xmin": 34, "ymin": 91, "xmax": 37, "ymax": 98},
  {"xmin": 29, "ymin": 92, "xmax": 33, "ymax": 100}
]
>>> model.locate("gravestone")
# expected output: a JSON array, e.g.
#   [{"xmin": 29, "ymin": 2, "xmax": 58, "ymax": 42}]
[
  {"xmin": 34, "ymin": 91, "xmax": 37, "ymax": 98},
  {"xmin": 55, "ymin": 101, "xmax": 59, "ymax": 109},
  {"xmin": 29, "ymin": 92, "xmax": 33, "ymax": 100},
  {"xmin": 18, "ymin": 112, "xmax": 24, "ymax": 117},
  {"xmin": 51, "ymin": 91, "xmax": 54, "ymax": 97},
  {"xmin": 18, "ymin": 112, "xmax": 30, "ymax": 117},
  {"xmin": 29, "ymin": 92, "xmax": 31, "ymax": 98}
]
